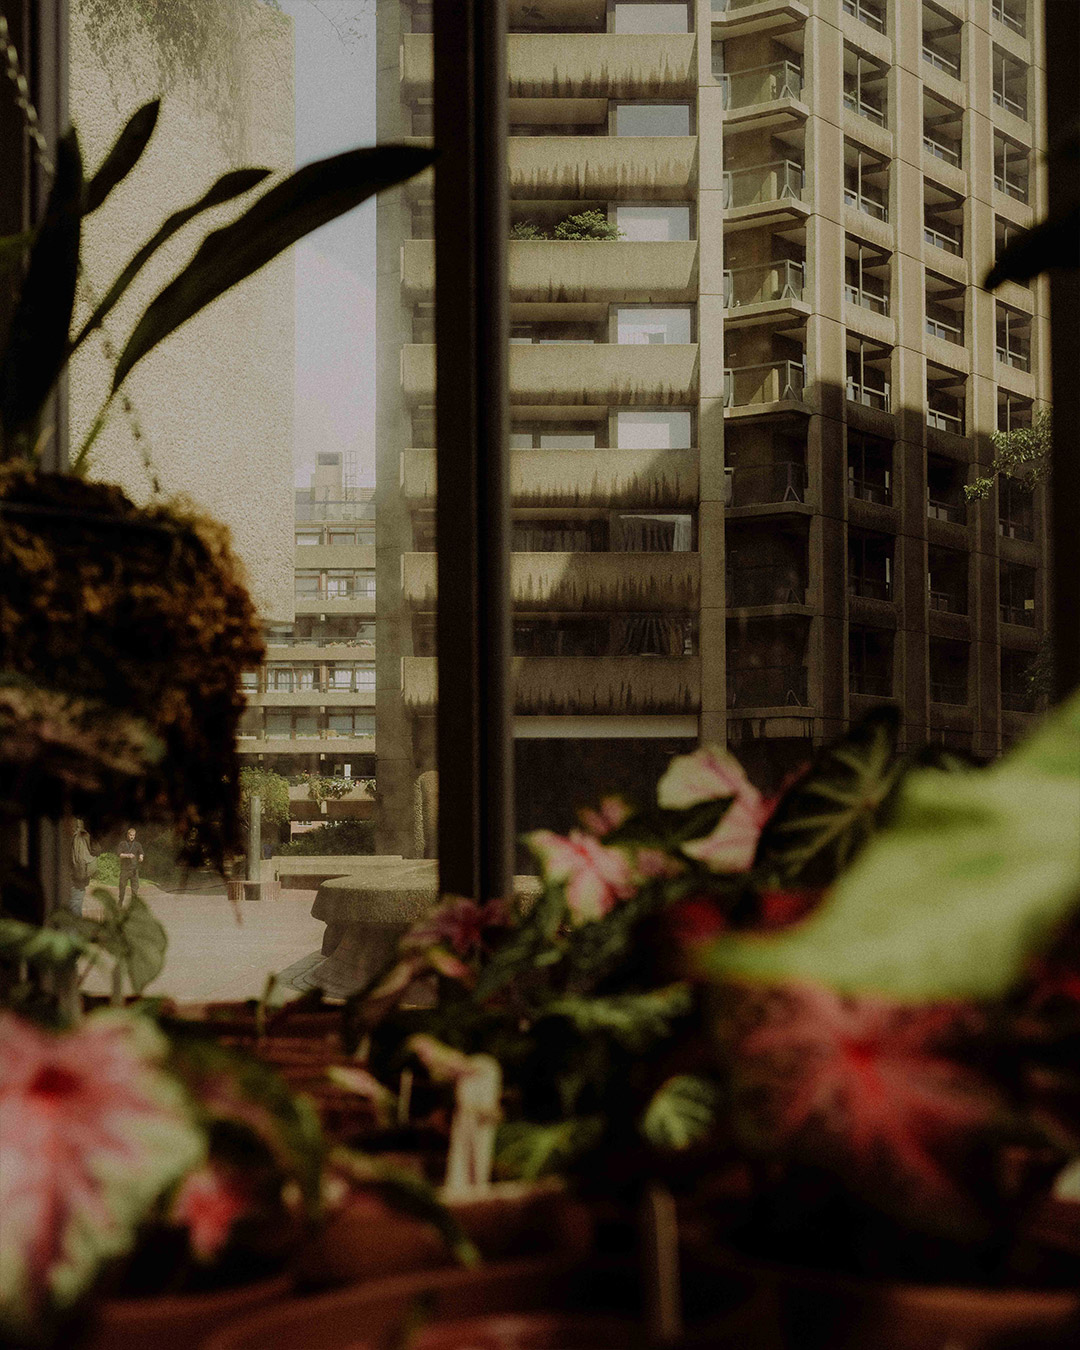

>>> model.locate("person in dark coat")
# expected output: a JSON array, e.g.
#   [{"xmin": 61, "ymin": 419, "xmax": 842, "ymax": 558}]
[
  {"xmin": 69, "ymin": 818, "xmax": 97, "ymax": 916},
  {"xmin": 117, "ymin": 827, "xmax": 144, "ymax": 907}
]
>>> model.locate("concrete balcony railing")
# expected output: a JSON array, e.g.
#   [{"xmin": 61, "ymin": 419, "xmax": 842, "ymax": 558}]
[
  {"xmin": 721, "ymin": 60, "xmax": 803, "ymax": 109},
  {"xmin": 728, "ymin": 460, "xmax": 807, "ymax": 506},
  {"xmin": 403, "ymin": 654, "xmax": 701, "ymax": 715},
  {"xmin": 510, "ymin": 136, "xmax": 697, "ymax": 200},
  {"xmin": 401, "ymin": 239, "xmax": 698, "ymax": 305},
  {"xmin": 403, "ymin": 551, "xmax": 700, "ymax": 611},
  {"xmin": 402, "ymin": 447, "xmax": 699, "ymax": 509},
  {"xmin": 727, "ymin": 664, "xmax": 808, "ymax": 709},
  {"xmin": 723, "ymin": 159, "xmax": 803, "ymax": 209},
  {"xmin": 402, "ymin": 343, "xmax": 699, "ymax": 406},
  {"xmin": 402, "ymin": 32, "xmax": 695, "ymax": 98},
  {"xmin": 724, "ymin": 360, "xmax": 805, "ymax": 408},
  {"xmin": 723, "ymin": 259, "xmax": 804, "ymax": 307}
]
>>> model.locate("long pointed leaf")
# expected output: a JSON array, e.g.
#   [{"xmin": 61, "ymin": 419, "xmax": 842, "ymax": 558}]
[
  {"xmin": 112, "ymin": 143, "xmax": 436, "ymax": 391},
  {"xmin": 69, "ymin": 167, "xmax": 273, "ymax": 356},
  {"xmin": 83, "ymin": 99, "xmax": 160, "ymax": 215},
  {"xmin": 0, "ymin": 130, "xmax": 83, "ymax": 444}
]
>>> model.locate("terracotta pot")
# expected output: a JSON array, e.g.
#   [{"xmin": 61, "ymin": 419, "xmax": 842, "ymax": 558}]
[
  {"xmin": 77, "ymin": 1272, "xmax": 292, "ymax": 1350},
  {"xmin": 294, "ymin": 1181, "xmax": 593, "ymax": 1289},
  {"xmin": 700, "ymin": 1251, "xmax": 1080, "ymax": 1350}
]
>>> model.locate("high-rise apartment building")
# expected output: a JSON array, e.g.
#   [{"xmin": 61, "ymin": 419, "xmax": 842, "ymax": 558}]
[
  {"xmin": 376, "ymin": 0, "xmax": 1050, "ymax": 848},
  {"xmin": 239, "ymin": 454, "xmax": 377, "ymax": 781}
]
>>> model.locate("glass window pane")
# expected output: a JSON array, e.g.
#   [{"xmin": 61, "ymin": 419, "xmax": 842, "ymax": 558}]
[
  {"xmin": 616, "ymin": 307, "xmax": 692, "ymax": 344},
  {"xmin": 615, "ymin": 205, "xmax": 692, "ymax": 241},
  {"xmin": 614, "ymin": 103, "xmax": 691, "ymax": 136},
  {"xmin": 612, "ymin": 3, "xmax": 690, "ymax": 34},
  {"xmin": 616, "ymin": 411, "xmax": 693, "ymax": 448}
]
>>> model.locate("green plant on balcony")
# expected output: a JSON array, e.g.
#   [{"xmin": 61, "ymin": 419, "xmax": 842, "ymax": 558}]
[
  {"xmin": 551, "ymin": 209, "xmax": 623, "ymax": 241},
  {"xmin": 509, "ymin": 219, "xmax": 547, "ymax": 239}
]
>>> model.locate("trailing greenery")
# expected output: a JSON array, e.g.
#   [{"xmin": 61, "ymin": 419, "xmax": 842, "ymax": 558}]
[
  {"xmin": 965, "ymin": 408, "xmax": 1051, "ymax": 501},
  {"xmin": 508, "ymin": 210, "xmax": 623, "ymax": 242}
]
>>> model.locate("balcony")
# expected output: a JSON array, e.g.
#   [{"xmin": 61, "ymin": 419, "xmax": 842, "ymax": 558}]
[
  {"xmin": 728, "ymin": 664, "xmax": 808, "ymax": 709},
  {"xmin": 723, "ymin": 260, "xmax": 804, "ymax": 309},
  {"xmin": 992, "ymin": 87, "xmax": 1026, "ymax": 119},
  {"xmin": 924, "ymin": 221, "xmax": 961, "ymax": 255},
  {"xmin": 843, "ymin": 0, "xmax": 885, "ymax": 33},
  {"xmin": 725, "ymin": 360, "xmax": 805, "ymax": 408},
  {"xmin": 927, "ymin": 497, "xmax": 964, "ymax": 524},
  {"xmin": 711, "ymin": 0, "xmax": 810, "ymax": 39},
  {"xmin": 849, "ymin": 672, "xmax": 892, "ymax": 697},
  {"xmin": 845, "ymin": 279, "xmax": 889, "ymax": 315},
  {"xmin": 844, "ymin": 89, "xmax": 886, "ymax": 128},
  {"xmin": 402, "ymin": 342, "xmax": 699, "ymax": 406},
  {"xmin": 929, "ymin": 589, "xmax": 967, "ymax": 615},
  {"xmin": 930, "ymin": 680, "xmax": 967, "ymax": 705},
  {"xmin": 728, "ymin": 461, "xmax": 807, "ymax": 507},
  {"xmin": 849, "ymin": 575, "xmax": 891, "ymax": 602},
  {"xmin": 927, "ymin": 404, "xmax": 963, "ymax": 435},
  {"xmin": 721, "ymin": 61, "xmax": 804, "ymax": 110},
  {"xmin": 1000, "ymin": 601, "xmax": 1035, "ymax": 628},
  {"xmin": 992, "ymin": 0, "xmax": 1026, "ymax": 37},
  {"xmin": 846, "ymin": 376, "xmax": 891, "ymax": 412},
  {"xmin": 509, "ymin": 136, "xmax": 697, "ymax": 201},
  {"xmin": 845, "ymin": 185, "xmax": 888, "ymax": 222},
  {"xmin": 403, "ymin": 447, "xmax": 699, "ymax": 509},
  {"xmin": 923, "ymin": 45, "xmax": 960, "ymax": 78},
  {"xmin": 923, "ymin": 133, "xmax": 960, "ymax": 168},
  {"xmin": 727, "ymin": 564, "xmax": 807, "ymax": 607},
  {"xmin": 848, "ymin": 476, "xmax": 890, "ymax": 506},
  {"xmin": 402, "ymin": 551, "xmax": 701, "ymax": 611},
  {"xmin": 723, "ymin": 159, "xmax": 804, "ymax": 212}
]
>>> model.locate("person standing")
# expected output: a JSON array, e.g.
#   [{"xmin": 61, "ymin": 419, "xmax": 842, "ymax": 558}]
[
  {"xmin": 117, "ymin": 827, "xmax": 144, "ymax": 907},
  {"xmin": 69, "ymin": 818, "xmax": 97, "ymax": 916}
]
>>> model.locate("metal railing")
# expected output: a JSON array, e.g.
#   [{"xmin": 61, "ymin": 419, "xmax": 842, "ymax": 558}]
[
  {"xmin": 724, "ymin": 360, "xmax": 805, "ymax": 407},
  {"xmin": 723, "ymin": 260, "xmax": 805, "ymax": 307},
  {"xmin": 295, "ymin": 582, "xmax": 377, "ymax": 600},
  {"xmin": 723, "ymin": 159, "xmax": 804, "ymax": 208},
  {"xmin": 849, "ymin": 574, "xmax": 892, "ymax": 602},
  {"xmin": 924, "ymin": 134, "xmax": 961, "ymax": 167},
  {"xmin": 721, "ymin": 61, "xmax": 803, "ymax": 109},
  {"xmin": 928, "ymin": 497, "xmax": 964, "ymax": 523},
  {"xmin": 923, "ymin": 46, "xmax": 960, "ymax": 78},
  {"xmin": 294, "ymin": 500, "xmax": 376, "ymax": 522},
  {"xmin": 844, "ymin": 89, "xmax": 886, "ymax": 127},
  {"xmin": 999, "ymin": 513, "xmax": 1035, "ymax": 542},
  {"xmin": 726, "ymin": 564, "xmax": 808, "ymax": 607},
  {"xmin": 992, "ymin": 88, "xmax": 1026, "ymax": 119},
  {"xmin": 994, "ymin": 170, "xmax": 1028, "ymax": 202},
  {"xmin": 846, "ymin": 281, "xmax": 889, "ymax": 315},
  {"xmin": 849, "ymin": 672, "xmax": 893, "ymax": 697},
  {"xmin": 727, "ymin": 665, "xmax": 809, "ymax": 708},
  {"xmin": 926, "ymin": 313, "xmax": 963, "ymax": 343},
  {"xmin": 843, "ymin": 0, "xmax": 885, "ymax": 32},
  {"xmin": 265, "ymin": 636, "xmax": 375, "ymax": 649},
  {"xmin": 848, "ymin": 476, "xmax": 891, "ymax": 505},
  {"xmin": 846, "ymin": 376, "xmax": 891, "ymax": 412},
  {"xmin": 996, "ymin": 342, "xmax": 1031, "ymax": 371},
  {"xmin": 929, "ymin": 588, "xmax": 968, "ymax": 615},
  {"xmin": 930, "ymin": 680, "xmax": 967, "ymax": 705},
  {"xmin": 728, "ymin": 461, "xmax": 807, "ymax": 506},
  {"xmin": 992, "ymin": 0, "xmax": 1025, "ymax": 36},
  {"xmin": 927, "ymin": 405, "xmax": 964, "ymax": 434},
  {"xmin": 924, "ymin": 222, "xmax": 961, "ymax": 254},
  {"xmin": 844, "ymin": 186, "xmax": 888, "ymax": 221},
  {"xmin": 1000, "ymin": 602, "xmax": 1036, "ymax": 627}
]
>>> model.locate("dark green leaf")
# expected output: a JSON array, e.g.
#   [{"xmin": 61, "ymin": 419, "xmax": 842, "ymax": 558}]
[
  {"xmin": 116, "ymin": 895, "xmax": 167, "ymax": 994},
  {"xmin": 69, "ymin": 167, "xmax": 272, "ymax": 356},
  {"xmin": 0, "ymin": 231, "xmax": 33, "ymax": 275},
  {"xmin": 753, "ymin": 707, "xmax": 903, "ymax": 886},
  {"xmin": 640, "ymin": 1075, "xmax": 720, "ymax": 1151},
  {"xmin": 0, "ymin": 130, "xmax": 82, "ymax": 443},
  {"xmin": 0, "ymin": 917, "xmax": 89, "ymax": 966},
  {"xmin": 83, "ymin": 99, "xmax": 160, "ymax": 215},
  {"xmin": 540, "ymin": 984, "xmax": 693, "ymax": 1052},
  {"xmin": 112, "ymin": 143, "xmax": 436, "ymax": 391},
  {"xmin": 495, "ymin": 1117, "xmax": 605, "ymax": 1181},
  {"xmin": 473, "ymin": 885, "xmax": 566, "ymax": 1002}
]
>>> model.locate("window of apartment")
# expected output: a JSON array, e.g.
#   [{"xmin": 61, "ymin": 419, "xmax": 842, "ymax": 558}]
[
  {"xmin": 715, "ymin": 42, "xmax": 804, "ymax": 108},
  {"xmin": 265, "ymin": 710, "xmax": 293, "ymax": 739},
  {"xmin": 928, "ymin": 545, "xmax": 968, "ymax": 613},
  {"xmin": 924, "ymin": 179, "xmax": 964, "ymax": 255},
  {"xmin": 267, "ymin": 663, "xmax": 317, "ymax": 692},
  {"xmin": 995, "ymin": 217, "xmax": 1031, "ymax": 286},
  {"xmin": 510, "ymin": 321, "xmax": 602, "ymax": 345},
  {"xmin": 726, "ymin": 620, "xmax": 809, "ymax": 709},
  {"xmin": 616, "ymin": 410, "xmax": 693, "ymax": 448},
  {"xmin": 929, "ymin": 638, "xmax": 969, "ymax": 705},
  {"xmin": 611, "ymin": 2, "xmax": 691, "ymax": 33},
  {"xmin": 922, "ymin": 4, "xmax": 962, "ymax": 78},
  {"xmin": 616, "ymin": 306, "xmax": 692, "ymax": 344},
  {"xmin": 927, "ymin": 455, "xmax": 967, "ymax": 524},
  {"xmin": 924, "ymin": 90, "xmax": 963, "ymax": 167},
  {"xmin": 844, "ymin": 142, "xmax": 889, "ymax": 221},
  {"xmin": 295, "ymin": 570, "xmax": 321, "ymax": 596},
  {"xmin": 1000, "ymin": 561, "xmax": 1037, "ymax": 626},
  {"xmin": 614, "ymin": 103, "xmax": 692, "ymax": 136},
  {"xmin": 240, "ymin": 669, "xmax": 259, "ymax": 691},
  {"xmin": 296, "ymin": 529, "xmax": 321, "ymax": 547},
  {"xmin": 848, "ymin": 530, "xmax": 893, "ymax": 602},
  {"xmin": 1001, "ymin": 648, "xmax": 1037, "ymax": 712},
  {"xmin": 724, "ymin": 240, "xmax": 806, "ymax": 308},
  {"xmin": 846, "ymin": 337, "xmax": 892, "ymax": 411},
  {"xmin": 998, "ymin": 391, "xmax": 1034, "ymax": 432},
  {"xmin": 726, "ymin": 525, "xmax": 809, "ymax": 607},
  {"xmin": 993, "ymin": 45, "xmax": 1029, "ymax": 120},
  {"xmin": 997, "ymin": 302, "xmax": 1032, "ymax": 371},
  {"xmin": 926, "ymin": 363, "xmax": 966, "ymax": 435},
  {"xmin": 328, "ymin": 663, "xmax": 376, "ymax": 692},
  {"xmin": 845, "ymin": 238, "xmax": 890, "ymax": 314},
  {"xmin": 848, "ymin": 431, "xmax": 892, "ymax": 504},
  {"xmin": 328, "ymin": 711, "xmax": 376, "ymax": 738},
  {"xmin": 843, "ymin": 0, "xmax": 886, "ymax": 31},
  {"xmin": 844, "ymin": 45, "xmax": 889, "ymax": 127},
  {"xmin": 925, "ymin": 272, "xmax": 965, "ymax": 344},
  {"xmin": 237, "ymin": 709, "xmax": 262, "ymax": 740},
  {"xmin": 999, "ymin": 475, "xmax": 1035, "ymax": 541},
  {"xmin": 849, "ymin": 628, "xmax": 893, "ymax": 697},
  {"xmin": 725, "ymin": 422, "xmax": 808, "ymax": 507},
  {"xmin": 615, "ymin": 204, "xmax": 693, "ymax": 241},
  {"xmin": 994, "ymin": 132, "xmax": 1030, "ymax": 201},
  {"xmin": 411, "ymin": 101, "xmax": 433, "ymax": 137},
  {"xmin": 512, "ymin": 518, "xmax": 604, "ymax": 552},
  {"xmin": 992, "ymin": 0, "xmax": 1027, "ymax": 38}
]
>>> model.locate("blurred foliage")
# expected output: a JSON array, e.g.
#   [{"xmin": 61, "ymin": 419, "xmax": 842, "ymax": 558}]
[
  {"xmin": 966, "ymin": 409, "xmax": 1051, "ymax": 501},
  {"xmin": 239, "ymin": 767, "xmax": 290, "ymax": 827},
  {"xmin": 277, "ymin": 820, "xmax": 375, "ymax": 856}
]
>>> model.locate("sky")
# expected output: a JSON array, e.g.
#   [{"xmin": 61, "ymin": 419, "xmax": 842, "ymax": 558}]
[{"xmin": 276, "ymin": 1, "xmax": 378, "ymax": 488}]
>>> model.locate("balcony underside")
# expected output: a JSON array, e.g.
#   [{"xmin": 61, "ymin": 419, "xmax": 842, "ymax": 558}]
[
  {"xmin": 402, "ymin": 447, "xmax": 699, "ymax": 509},
  {"xmin": 711, "ymin": 0, "xmax": 809, "ymax": 40},
  {"xmin": 403, "ymin": 655, "xmax": 701, "ymax": 715},
  {"xmin": 403, "ymin": 551, "xmax": 701, "ymax": 612}
]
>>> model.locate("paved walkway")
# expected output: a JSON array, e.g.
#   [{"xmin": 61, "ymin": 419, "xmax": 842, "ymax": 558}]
[{"xmin": 82, "ymin": 882, "xmax": 325, "ymax": 1004}]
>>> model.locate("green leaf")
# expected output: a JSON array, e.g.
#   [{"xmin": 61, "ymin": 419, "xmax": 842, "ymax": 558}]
[
  {"xmin": 0, "ymin": 917, "xmax": 89, "ymax": 967},
  {"xmin": 112, "ymin": 143, "xmax": 436, "ymax": 391},
  {"xmin": 68, "ymin": 167, "xmax": 272, "ymax": 357},
  {"xmin": 83, "ymin": 99, "xmax": 160, "ymax": 215},
  {"xmin": 495, "ymin": 1117, "xmax": 605, "ymax": 1181},
  {"xmin": 0, "ymin": 231, "xmax": 33, "ymax": 275},
  {"xmin": 473, "ymin": 885, "xmax": 566, "ymax": 1002},
  {"xmin": 116, "ymin": 895, "xmax": 168, "ymax": 995},
  {"xmin": 640, "ymin": 1075, "xmax": 720, "ymax": 1151},
  {"xmin": 754, "ymin": 707, "xmax": 903, "ymax": 885},
  {"xmin": 0, "ymin": 130, "xmax": 82, "ymax": 444},
  {"xmin": 704, "ymin": 690, "xmax": 1080, "ymax": 1002},
  {"xmin": 541, "ymin": 984, "xmax": 693, "ymax": 1052}
]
